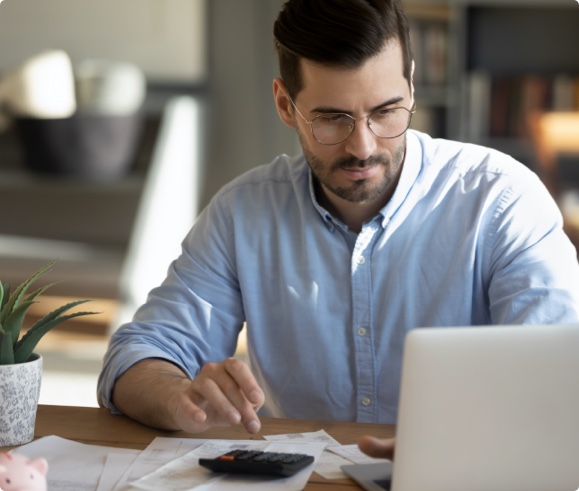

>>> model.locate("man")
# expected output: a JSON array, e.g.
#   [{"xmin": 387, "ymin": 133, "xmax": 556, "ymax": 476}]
[{"xmin": 98, "ymin": 0, "xmax": 579, "ymax": 459}]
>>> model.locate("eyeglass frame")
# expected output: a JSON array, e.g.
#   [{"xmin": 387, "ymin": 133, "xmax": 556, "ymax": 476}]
[{"xmin": 288, "ymin": 96, "xmax": 416, "ymax": 146}]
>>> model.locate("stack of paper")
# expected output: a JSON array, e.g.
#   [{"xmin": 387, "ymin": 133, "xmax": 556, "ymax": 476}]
[{"xmin": 14, "ymin": 430, "xmax": 385, "ymax": 491}]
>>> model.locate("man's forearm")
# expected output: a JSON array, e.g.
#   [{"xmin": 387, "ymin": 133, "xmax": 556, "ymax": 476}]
[{"xmin": 112, "ymin": 358, "xmax": 193, "ymax": 430}]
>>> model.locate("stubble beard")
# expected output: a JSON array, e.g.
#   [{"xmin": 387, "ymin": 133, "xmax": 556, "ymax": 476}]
[{"xmin": 300, "ymin": 133, "xmax": 407, "ymax": 204}]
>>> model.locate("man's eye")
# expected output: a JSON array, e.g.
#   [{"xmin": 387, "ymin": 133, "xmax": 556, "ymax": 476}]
[
  {"xmin": 319, "ymin": 114, "xmax": 350, "ymax": 124},
  {"xmin": 370, "ymin": 108, "xmax": 398, "ymax": 123},
  {"xmin": 375, "ymin": 108, "xmax": 396, "ymax": 117}
]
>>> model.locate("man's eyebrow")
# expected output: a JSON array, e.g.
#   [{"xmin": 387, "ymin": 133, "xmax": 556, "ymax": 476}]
[{"xmin": 311, "ymin": 96, "xmax": 405, "ymax": 115}]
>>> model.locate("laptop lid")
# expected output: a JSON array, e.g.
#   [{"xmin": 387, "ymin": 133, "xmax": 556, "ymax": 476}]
[{"xmin": 391, "ymin": 324, "xmax": 579, "ymax": 491}]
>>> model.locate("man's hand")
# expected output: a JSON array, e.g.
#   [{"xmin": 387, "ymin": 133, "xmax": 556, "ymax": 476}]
[
  {"xmin": 180, "ymin": 357, "xmax": 264, "ymax": 433},
  {"xmin": 112, "ymin": 357, "xmax": 264, "ymax": 434},
  {"xmin": 358, "ymin": 436, "xmax": 396, "ymax": 460}
]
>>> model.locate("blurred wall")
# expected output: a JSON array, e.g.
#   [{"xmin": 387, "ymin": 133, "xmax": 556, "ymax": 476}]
[
  {"xmin": 203, "ymin": 0, "xmax": 300, "ymax": 207},
  {"xmin": 0, "ymin": 0, "xmax": 206, "ymax": 83}
]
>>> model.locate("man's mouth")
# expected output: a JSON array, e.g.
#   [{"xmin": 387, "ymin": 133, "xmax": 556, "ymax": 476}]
[{"xmin": 339, "ymin": 164, "xmax": 380, "ymax": 180}]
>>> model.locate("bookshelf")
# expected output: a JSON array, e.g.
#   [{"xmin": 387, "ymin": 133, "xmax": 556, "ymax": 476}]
[
  {"xmin": 459, "ymin": 2, "xmax": 579, "ymax": 166},
  {"xmin": 404, "ymin": 2, "xmax": 458, "ymax": 138},
  {"xmin": 406, "ymin": 0, "xmax": 579, "ymax": 169}
]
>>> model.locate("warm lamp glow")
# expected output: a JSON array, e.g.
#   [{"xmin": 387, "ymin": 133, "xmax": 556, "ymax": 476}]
[{"xmin": 538, "ymin": 112, "xmax": 579, "ymax": 154}]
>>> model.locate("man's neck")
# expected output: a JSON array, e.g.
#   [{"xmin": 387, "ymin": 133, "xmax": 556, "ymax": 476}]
[{"xmin": 316, "ymin": 178, "xmax": 400, "ymax": 234}]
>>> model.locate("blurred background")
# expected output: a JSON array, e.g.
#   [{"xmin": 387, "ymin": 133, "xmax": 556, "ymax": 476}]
[{"xmin": 0, "ymin": 0, "xmax": 577, "ymax": 407}]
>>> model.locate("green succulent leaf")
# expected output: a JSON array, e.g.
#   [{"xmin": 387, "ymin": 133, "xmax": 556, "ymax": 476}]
[
  {"xmin": 28, "ymin": 299, "xmax": 92, "ymax": 329},
  {"xmin": 3, "ymin": 283, "xmax": 58, "ymax": 341},
  {"xmin": 0, "ymin": 260, "xmax": 99, "ymax": 365},
  {"xmin": 0, "ymin": 260, "xmax": 57, "ymax": 325},
  {"xmin": 14, "ymin": 309, "xmax": 99, "ymax": 364},
  {"xmin": 25, "ymin": 282, "xmax": 59, "ymax": 303},
  {"xmin": 0, "ymin": 330, "xmax": 15, "ymax": 365},
  {"xmin": 3, "ymin": 299, "xmax": 37, "ymax": 348},
  {"xmin": 0, "ymin": 282, "xmax": 10, "ymax": 316}
]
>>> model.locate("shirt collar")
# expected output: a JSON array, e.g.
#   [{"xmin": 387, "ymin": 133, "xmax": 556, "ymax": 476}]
[
  {"xmin": 378, "ymin": 129, "xmax": 422, "ymax": 226},
  {"xmin": 308, "ymin": 170, "xmax": 342, "ymax": 231}
]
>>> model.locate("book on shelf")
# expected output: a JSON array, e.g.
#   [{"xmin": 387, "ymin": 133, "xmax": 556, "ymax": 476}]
[
  {"xmin": 466, "ymin": 70, "xmax": 491, "ymax": 143},
  {"xmin": 465, "ymin": 72, "xmax": 579, "ymax": 142},
  {"xmin": 409, "ymin": 19, "xmax": 448, "ymax": 88},
  {"xmin": 410, "ymin": 106, "xmax": 445, "ymax": 138},
  {"xmin": 423, "ymin": 23, "xmax": 447, "ymax": 87},
  {"xmin": 552, "ymin": 73, "xmax": 574, "ymax": 111}
]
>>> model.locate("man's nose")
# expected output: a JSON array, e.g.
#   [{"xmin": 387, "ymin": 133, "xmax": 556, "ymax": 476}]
[{"xmin": 342, "ymin": 118, "xmax": 378, "ymax": 161}]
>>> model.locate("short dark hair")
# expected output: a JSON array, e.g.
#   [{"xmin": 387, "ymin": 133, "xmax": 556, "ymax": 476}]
[{"xmin": 273, "ymin": 0, "xmax": 413, "ymax": 99}]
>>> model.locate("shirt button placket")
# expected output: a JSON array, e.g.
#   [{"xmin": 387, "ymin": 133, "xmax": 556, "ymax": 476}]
[{"xmin": 352, "ymin": 225, "xmax": 379, "ymax": 423}]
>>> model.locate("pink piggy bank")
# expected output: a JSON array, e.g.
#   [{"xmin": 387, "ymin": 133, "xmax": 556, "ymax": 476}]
[{"xmin": 0, "ymin": 453, "xmax": 48, "ymax": 491}]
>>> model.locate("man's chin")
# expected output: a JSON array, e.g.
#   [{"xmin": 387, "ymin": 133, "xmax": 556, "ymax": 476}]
[{"xmin": 329, "ymin": 181, "xmax": 388, "ymax": 204}]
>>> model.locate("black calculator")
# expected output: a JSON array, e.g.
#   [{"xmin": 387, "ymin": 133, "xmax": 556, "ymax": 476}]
[{"xmin": 199, "ymin": 449, "xmax": 315, "ymax": 477}]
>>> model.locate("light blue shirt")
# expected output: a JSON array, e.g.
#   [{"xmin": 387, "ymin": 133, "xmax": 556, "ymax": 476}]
[{"xmin": 98, "ymin": 130, "xmax": 579, "ymax": 424}]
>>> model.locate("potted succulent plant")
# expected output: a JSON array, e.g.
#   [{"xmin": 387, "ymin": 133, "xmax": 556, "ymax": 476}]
[{"xmin": 0, "ymin": 260, "xmax": 98, "ymax": 446}]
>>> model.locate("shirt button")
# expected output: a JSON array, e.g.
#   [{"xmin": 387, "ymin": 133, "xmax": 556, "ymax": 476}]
[
  {"xmin": 357, "ymin": 327, "xmax": 367, "ymax": 336},
  {"xmin": 357, "ymin": 256, "xmax": 366, "ymax": 265},
  {"xmin": 361, "ymin": 397, "xmax": 372, "ymax": 407}
]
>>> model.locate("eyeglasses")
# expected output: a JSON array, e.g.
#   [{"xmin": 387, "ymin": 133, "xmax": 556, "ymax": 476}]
[{"xmin": 289, "ymin": 97, "xmax": 416, "ymax": 146}]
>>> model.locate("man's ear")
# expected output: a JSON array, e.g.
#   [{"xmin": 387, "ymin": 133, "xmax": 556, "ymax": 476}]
[
  {"xmin": 410, "ymin": 60, "xmax": 416, "ymax": 104},
  {"xmin": 273, "ymin": 78, "xmax": 297, "ymax": 129}
]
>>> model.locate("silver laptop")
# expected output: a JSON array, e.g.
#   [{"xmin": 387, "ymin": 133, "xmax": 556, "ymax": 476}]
[{"xmin": 343, "ymin": 324, "xmax": 579, "ymax": 491}]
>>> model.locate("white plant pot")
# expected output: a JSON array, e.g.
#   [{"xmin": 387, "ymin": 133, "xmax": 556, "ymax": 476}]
[{"xmin": 0, "ymin": 353, "xmax": 43, "ymax": 446}]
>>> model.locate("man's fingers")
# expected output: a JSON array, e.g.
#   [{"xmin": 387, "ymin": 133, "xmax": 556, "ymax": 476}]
[
  {"xmin": 192, "ymin": 360, "xmax": 263, "ymax": 433},
  {"xmin": 221, "ymin": 359, "xmax": 263, "ymax": 433},
  {"xmin": 358, "ymin": 436, "xmax": 396, "ymax": 460},
  {"xmin": 193, "ymin": 372, "xmax": 244, "ymax": 424},
  {"xmin": 169, "ymin": 392, "xmax": 210, "ymax": 433},
  {"xmin": 224, "ymin": 358, "xmax": 265, "ymax": 407}
]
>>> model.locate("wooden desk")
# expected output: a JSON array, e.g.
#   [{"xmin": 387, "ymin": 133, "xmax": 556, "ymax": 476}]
[{"xmin": 4, "ymin": 405, "xmax": 395, "ymax": 490}]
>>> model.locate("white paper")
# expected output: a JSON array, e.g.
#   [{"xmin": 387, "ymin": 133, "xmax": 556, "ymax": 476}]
[
  {"xmin": 264, "ymin": 429, "xmax": 385, "ymax": 480},
  {"xmin": 263, "ymin": 429, "xmax": 341, "ymax": 446},
  {"xmin": 13, "ymin": 435, "xmax": 140, "ymax": 491},
  {"xmin": 11, "ymin": 429, "xmax": 382, "ymax": 489},
  {"xmin": 112, "ymin": 437, "xmax": 206, "ymax": 491},
  {"xmin": 263, "ymin": 428, "xmax": 352, "ymax": 479},
  {"xmin": 97, "ymin": 452, "xmax": 140, "ymax": 491},
  {"xmin": 328, "ymin": 443, "xmax": 388, "ymax": 465},
  {"xmin": 124, "ymin": 439, "xmax": 327, "ymax": 491}
]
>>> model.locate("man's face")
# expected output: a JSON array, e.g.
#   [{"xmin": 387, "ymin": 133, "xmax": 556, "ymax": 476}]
[{"xmin": 292, "ymin": 41, "xmax": 413, "ymax": 206}]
